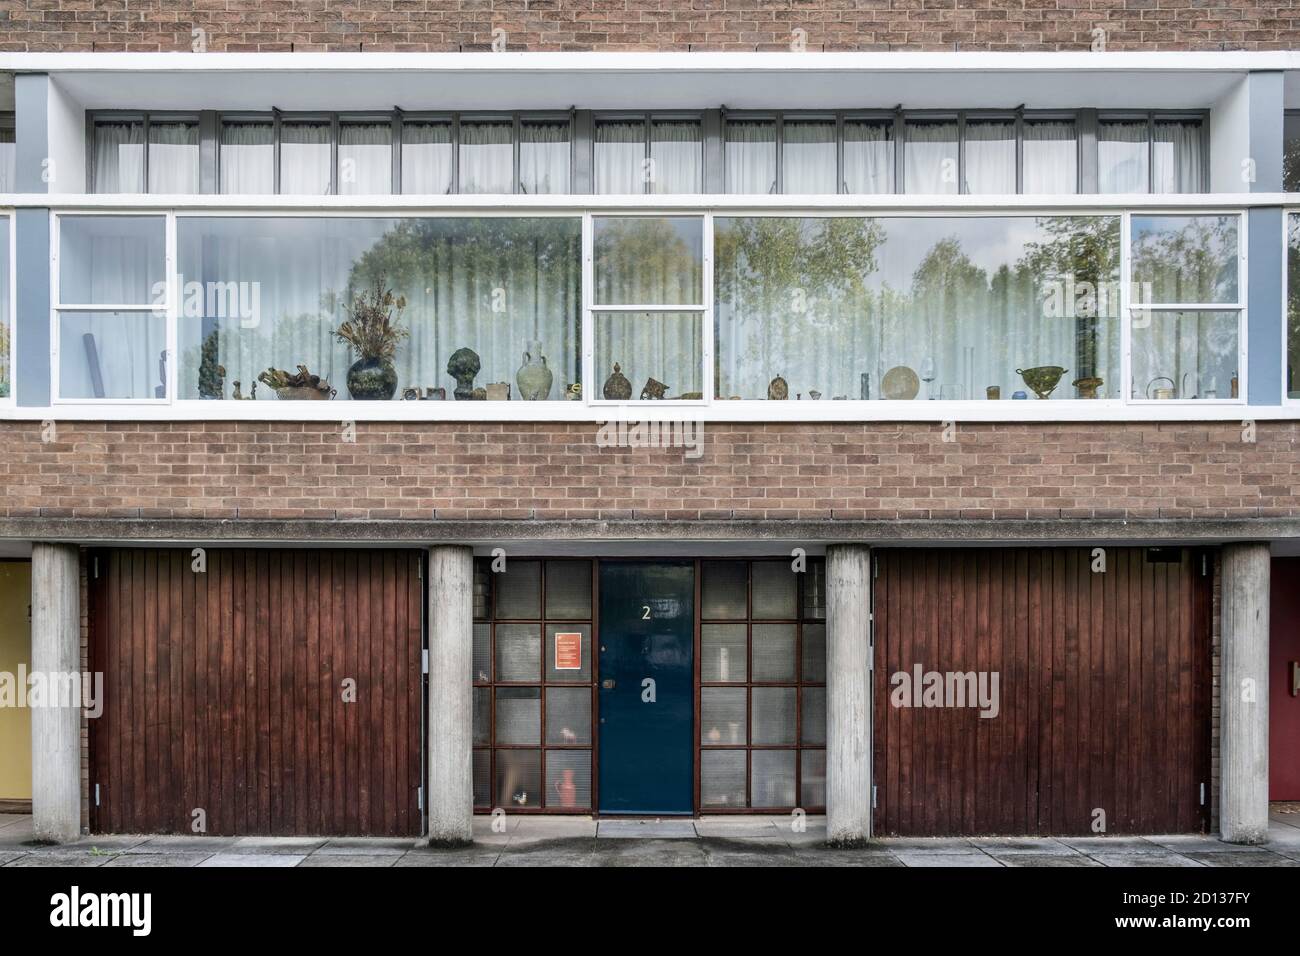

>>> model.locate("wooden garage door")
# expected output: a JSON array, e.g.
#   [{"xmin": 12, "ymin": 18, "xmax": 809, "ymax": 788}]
[
  {"xmin": 873, "ymin": 547, "xmax": 1211, "ymax": 836},
  {"xmin": 88, "ymin": 549, "xmax": 423, "ymax": 837}
]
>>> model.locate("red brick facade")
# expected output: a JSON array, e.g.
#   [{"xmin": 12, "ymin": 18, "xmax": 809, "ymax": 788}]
[
  {"xmin": 0, "ymin": 0, "xmax": 1295, "ymax": 54},
  {"xmin": 2, "ymin": 420, "xmax": 1295, "ymax": 522}
]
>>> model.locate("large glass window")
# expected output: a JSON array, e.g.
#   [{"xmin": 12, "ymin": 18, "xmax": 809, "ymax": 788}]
[
  {"xmin": 1100, "ymin": 117, "xmax": 1206, "ymax": 193},
  {"xmin": 458, "ymin": 120, "xmax": 513, "ymax": 194},
  {"xmin": 781, "ymin": 120, "xmax": 837, "ymax": 194},
  {"xmin": 400, "ymin": 121, "xmax": 453, "ymax": 195},
  {"xmin": 1023, "ymin": 120, "xmax": 1078, "ymax": 194},
  {"xmin": 147, "ymin": 120, "xmax": 200, "ymax": 194},
  {"xmin": 962, "ymin": 119, "xmax": 1016, "ymax": 194},
  {"xmin": 338, "ymin": 120, "xmax": 392, "ymax": 195},
  {"xmin": 904, "ymin": 120, "xmax": 958, "ymax": 194},
  {"xmin": 220, "ymin": 120, "xmax": 274, "ymax": 194},
  {"xmin": 279, "ymin": 120, "xmax": 331, "ymax": 195},
  {"xmin": 843, "ymin": 120, "xmax": 893, "ymax": 194},
  {"xmin": 92, "ymin": 120, "xmax": 144, "ymax": 193},
  {"xmin": 596, "ymin": 117, "xmax": 703, "ymax": 195},
  {"xmin": 93, "ymin": 117, "xmax": 198, "ymax": 193},
  {"xmin": 176, "ymin": 216, "xmax": 581, "ymax": 402},
  {"xmin": 725, "ymin": 119, "xmax": 777, "ymax": 194}
]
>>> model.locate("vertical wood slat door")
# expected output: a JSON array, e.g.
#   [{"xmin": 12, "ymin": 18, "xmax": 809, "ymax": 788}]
[
  {"xmin": 88, "ymin": 549, "xmax": 423, "ymax": 837},
  {"xmin": 873, "ymin": 547, "xmax": 1211, "ymax": 836}
]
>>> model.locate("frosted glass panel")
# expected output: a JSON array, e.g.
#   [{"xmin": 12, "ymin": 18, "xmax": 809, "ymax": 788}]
[
  {"xmin": 472, "ymin": 622, "xmax": 491, "ymax": 682},
  {"xmin": 751, "ymin": 562, "xmax": 796, "ymax": 618},
  {"xmin": 495, "ymin": 623, "xmax": 541, "ymax": 682},
  {"xmin": 752, "ymin": 686, "xmax": 796, "ymax": 745},
  {"xmin": 495, "ymin": 687, "xmax": 540, "ymax": 745},
  {"xmin": 701, "ymin": 750, "xmax": 747, "ymax": 807},
  {"xmin": 545, "ymin": 751, "xmax": 592, "ymax": 810},
  {"xmin": 801, "ymin": 686, "xmax": 826, "ymax": 745},
  {"xmin": 751, "ymin": 750, "xmax": 796, "ymax": 807},
  {"xmin": 701, "ymin": 687, "xmax": 747, "ymax": 745},
  {"xmin": 545, "ymin": 560, "xmax": 592, "ymax": 619},
  {"xmin": 701, "ymin": 624, "xmax": 747, "ymax": 683},
  {"xmin": 701, "ymin": 561, "xmax": 747, "ymax": 619},
  {"xmin": 751, "ymin": 623, "xmax": 795, "ymax": 681},
  {"xmin": 473, "ymin": 750, "xmax": 491, "ymax": 807},
  {"xmin": 495, "ymin": 749, "xmax": 541, "ymax": 808},
  {"xmin": 802, "ymin": 623, "xmax": 826, "ymax": 683},
  {"xmin": 545, "ymin": 624, "xmax": 591, "ymax": 682},
  {"xmin": 800, "ymin": 750, "xmax": 826, "ymax": 808},
  {"xmin": 473, "ymin": 687, "xmax": 490, "ymax": 745},
  {"xmin": 496, "ymin": 560, "xmax": 542, "ymax": 619},
  {"xmin": 546, "ymin": 687, "xmax": 591, "ymax": 746}
]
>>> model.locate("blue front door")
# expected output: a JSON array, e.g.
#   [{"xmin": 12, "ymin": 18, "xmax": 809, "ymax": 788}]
[{"xmin": 598, "ymin": 561, "xmax": 695, "ymax": 814}]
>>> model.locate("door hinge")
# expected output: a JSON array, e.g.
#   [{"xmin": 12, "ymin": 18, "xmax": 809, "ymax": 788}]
[
  {"xmin": 1199, "ymin": 782, "xmax": 1206, "ymax": 806},
  {"xmin": 417, "ymin": 786, "xmax": 424, "ymax": 812},
  {"xmin": 873, "ymin": 554, "xmax": 879, "ymax": 578},
  {"xmin": 94, "ymin": 784, "xmax": 100, "ymax": 807},
  {"xmin": 421, "ymin": 649, "xmax": 428, "ymax": 675},
  {"xmin": 872, "ymin": 785, "xmax": 878, "ymax": 809}
]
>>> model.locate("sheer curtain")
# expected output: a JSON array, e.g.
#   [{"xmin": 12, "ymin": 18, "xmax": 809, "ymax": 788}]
[
  {"xmin": 1153, "ymin": 121, "xmax": 1205, "ymax": 194},
  {"xmin": 1098, "ymin": 122, "xmax": 1148, "ymax": 193},
  {"xmin": 725, "ymin": 121, "xmax": 777, "ymax": 194},
  {"xmin": 650, "ymin": 120, "xmax": 702, "ymax": 194},
  {"xmin": 220, "ymin": 122, "xmax": 274, "ymax": 194},
  {"xmin": 147, "ymin": 121, "xmax": 200, "ymax": 194},
  {"xmin": 1022, "ymin": 122, "xmax": 1078, "ymax": 194},
  {"xmin": 0, "ymin": 130, "xmax": 14, "ymax": 192},
  {"xmin": 519, "ymin": 121, "xmax": 570, "ymax": 194},
  {"xmin": 782, "ymin": 121, "xmax": 837, "ymax": 194},
  {"xmin": 963, "ymin": 121, "xmax": 1016, "ymax": 194},
  {"xmin": 93, "ymin": 121, "xmax": 144, "ymax": 193},
  {"xmin": 904, "ymin": 122, "xmax": 958, "ymax": 194},
  {"xmin": 596, "ymin": 313, "xmax": 702, "ymax": 398},
  {"xmin": 280, "ymin": 122, "xmax": 331, "ymax": 195},
  {"xmin": 339, "ymin": 122, "xmax": 392, "ymax": 195},
  {"xmin": 844, "ymin": 122, "xmax": 892, "ymax": 194},
  {"xmin": 595, "ymin": 121, "xmax": 645, "ymax": 194},
  {"xmin": 459, "ymin": 121, "xmax": 513, "ymax": 193},
  {"xmin": 401, "ymin": 122, "xmax": 453, "ymax": 194}
]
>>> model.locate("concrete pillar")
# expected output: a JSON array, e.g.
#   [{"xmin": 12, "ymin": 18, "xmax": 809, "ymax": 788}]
[
  {"xmin": 426, "ymin": 545, "xmax": 474, "ymax": 846},
  {"xmin": 1220, "ymin": 543, "xmax": 1270, "ymax": 844},
  {"xmin": 30, "ymin": 543, "xmax": 81, "ymax": 843},
  {"xmin": 825, "ymin": 544, "xmax": 872, "ymax": 846}
]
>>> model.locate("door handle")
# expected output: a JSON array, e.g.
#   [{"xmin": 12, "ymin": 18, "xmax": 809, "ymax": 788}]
[{"xmin": 601, "ymin": 679, "xmax": 616, "ymax": 690}]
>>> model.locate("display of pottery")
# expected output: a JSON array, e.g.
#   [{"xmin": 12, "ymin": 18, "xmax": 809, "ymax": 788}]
[
  {"xmin": 1016, "ymin": 365, "xmax": 1068, "ymax": 400},
  {"xmin": 881, "ymin": 366, "xmax": 920, "ymax": 400},
  {"xmin": 403, "ymin": 386, "xmax": 446, "ymax": 401},
  {"xmin": 259, "ymin": 364, "xmax": 335, "ymax": 400},
  {"xmin": 471, "ymin": 387, "xmax": 487, "ymax": 401},
  {"xmin": 486, "ymin": 382, "xmax": 511, "ymax": 402},
  {"xmin": 347, "ymin": 356, "xmax": 398, "ymax": 401},
  {"xmin": 333, "ymin": 280, "xmax": 409, "ymax": 401},
  {"xmin": 603, "ymin": 363, "xmax": 632, "ymax": 400},
  {"xmin": 515, "ymin": 340, "xmax": 554, "ymax": 401},
  {"xmin": 565, "ymin": 383, "xmax": 582, "ymax": 401},
  {"xmin": 1072, "ymin": 376, "xmax": 1103, "ymax": 399},
  {"xmin": 808, "ymin": 389, "xmax": 822, "ymax": 400},
  {"xmin": 447, "ymin": 347, "xmax": 482, "ymax": 401},
  {"xmin": 640, "ymin": 378, "xmax": 669, "ymax": 400},
  {"xmin": 768, "ymin": 374, "xmax": 789, "ymax": 401}
]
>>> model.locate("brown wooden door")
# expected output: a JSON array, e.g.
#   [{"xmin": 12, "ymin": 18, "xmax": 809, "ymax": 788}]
[
  {"xmin": 873, "ymin": 547, "xmax": 1212, "ymax": 836},
  {"xmin": 88, "ymin": 548, "xmax": 423, "ymax": 837}
]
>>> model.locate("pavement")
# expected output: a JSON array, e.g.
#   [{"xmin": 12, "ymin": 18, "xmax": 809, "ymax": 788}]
[{"xmin": 1, "ymin": 809, "xmax": 1298, "ymax": 867}]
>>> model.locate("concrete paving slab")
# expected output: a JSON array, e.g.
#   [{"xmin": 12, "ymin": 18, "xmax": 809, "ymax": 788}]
[
  {"xmin": 198, "ymin": 853, "xmax": 306, "ymax": 867},
  {"xmin": 897, "ymin": 852, "xmax": 1003, "ymax": 867},
  {"xmin": 509, "ymin": 818, "xmax": 598, "ymax": 842},
  {"xmin": 1055, "ymin": 836, "xmax": 1164, "ymax": 851},
  {"xmin": 5, "ymin": 851, "xmax": 114, "ymax": 867},
  {"xmin": 125, "ymin": 836, "xmax": 239, "ymax": 853},
  {"xmin": 792, "ymin": 848, "xmax": 905, "ymax": 866},
  {"xmin": 1176, "ymin": 850, "xmax": 1299, "ymax": 867},
  {"xmin": 395, "ymin": 847, "xmax": 502, "ymax": 867},
  {"xmin": 0, "ymin": 820, "xmax": 35, "ymax": 846},
  {"xmin": 69, "ymin": 834, "xmax": 153, "ymax": 851},
  {"xmin": 231, "ymin": 836, "xmax": 327, "ymax": 852},
  {"xmin": 0, "ymin": 851, "xmax": 28, "ymax": 866},
  {"xmin": 693, "ymin": 819, "xmax": 781, "ymax": 838},
  {"xmin": 1086, "ymin": 852, "xmax": 1204, "ymax": 867},
  {"xmin": 969, "ymin": 838, "xmax": 1074, "ymax": 852},
  {"xmin": 1143, "ymin": 835, "xmax": 1264, "ymax": 852},
  {"xmin": 879, "ymin": 837, "xmax": 983, "ymax": 851},
  {"xmin": 297, "ymin": 854, "xmax": 399, "ymax": 868},
  {"xmin": 497, "ymin": 843, "xmax": 598, "ymax": 867},
  {"xmin": 992, "ymin": 854, "xmax": 1103, "ymax": 867},
  {"xmin": 591, "ymin": 838, "xmax": 709, "ymax": 866},
  {"xmin": 102, "ymin": 853, "xmax": 210, "ymax": 868},
  {"xmin": 597, "ymin": 820, "xmax": 697, "ymax": 839},
  {"xmin": 702, "ymin": 839, "xmax": 802, "ymax": 867},
  {"xmin": 317, "ymin": 837, "xmax": 419, "ymax": 851}
]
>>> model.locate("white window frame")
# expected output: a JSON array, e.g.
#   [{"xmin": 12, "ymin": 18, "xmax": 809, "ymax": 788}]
[{"xmin": 0, "ymin": 212, "xmax": 14, "ymax": 407}]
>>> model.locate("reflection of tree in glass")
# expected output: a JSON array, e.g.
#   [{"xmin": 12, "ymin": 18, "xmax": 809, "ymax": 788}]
[
  {"xmin": 1288, "ymin": 215, "xmax": 1300, "ymax": 396},
  {"xmin": 594, "ymin": 218, "xmax": 702, "ymax": 305},
  {"xmin": 1130, "ymin": 216, "xmax": 1237, "ymax": 305}
]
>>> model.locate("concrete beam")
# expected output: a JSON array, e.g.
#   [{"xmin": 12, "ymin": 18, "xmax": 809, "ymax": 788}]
[
  {"xmin": 30, "ymin": 542, "xmax": 80, "ymax": 843},
  {"xmin": 1220, "ymin": 542, "xmax": 1270, "ymax": 844},
  {"xmin": 425, "ymin": 545, "xmax": 474, "ymax": 846},
  {"xmin": 825, "ymin": 543, "xmax": 872, "ymax": 846}
]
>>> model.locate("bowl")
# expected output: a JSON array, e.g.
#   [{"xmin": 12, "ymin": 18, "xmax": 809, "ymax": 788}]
[{"xmin": 1015, "ymin": 366, "xmax": 1068, "ymax": 400}]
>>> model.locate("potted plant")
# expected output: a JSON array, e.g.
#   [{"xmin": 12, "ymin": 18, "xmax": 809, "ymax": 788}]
[{"xmin": 333, "ymin": 279, "xmax": 408, "ymax": 401}]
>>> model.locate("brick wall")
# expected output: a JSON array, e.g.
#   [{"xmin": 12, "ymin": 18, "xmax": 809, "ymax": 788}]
[
  {"xmin": 0, "ymin": 1, "xmax": 1296, "ymax": 54},
  {"xmin": 2, "ymin": 419, "xmax": 1297, "ymax": 523}
]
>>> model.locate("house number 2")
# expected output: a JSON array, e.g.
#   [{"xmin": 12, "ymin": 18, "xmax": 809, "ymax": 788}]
[{"xmin": 642, "ymin": 605, "xmax": 651, "ymax": 619}]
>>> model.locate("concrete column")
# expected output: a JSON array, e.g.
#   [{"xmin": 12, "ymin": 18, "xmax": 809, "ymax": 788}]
[
  {"xmin": 825, "ymin": 544, "xmax": 872, "ymax": 846},
  {"xmin": 426, "ymin": 545, "xmax": 474, "ymax": 845},
  {"xmin": 30, "ymin": 543, "xmax": 81, "ymax": 843},
  {"xmin": 1220, "ymin": 542, "xmax": 1270, "ymax": 844}
]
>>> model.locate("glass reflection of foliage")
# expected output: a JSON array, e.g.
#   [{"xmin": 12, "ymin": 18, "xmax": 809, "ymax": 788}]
[
  {"xmin": 1285, "ymin": 135, "xmax": 1300, "ymax": 193},
  {"xmin": 1289, "ymin": 214, "xmax": 1300, "ymax": 397},
  {"xmin": 1130, "ymin": 215, "xmax": 1238, "ymax": 305},
  {"xmin": 594, "ymin": 217, "xmax": 702, "ymax": 305}
]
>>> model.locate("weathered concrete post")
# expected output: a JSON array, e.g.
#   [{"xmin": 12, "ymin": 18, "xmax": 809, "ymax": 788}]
[
  {"xmin": 426, "ymin": 545, "xmax": 475, "ymax": 845},
  {"xmin": 1220, "ymin": 542, "xmax": 1270, "ymax": 844},
  {"xmin": 826, "ymin": 544, "xmax": 872, "ymax": 846},
  {"xmin": 30, "ymin": 542, "xmax": 81, "ymax": 843}
]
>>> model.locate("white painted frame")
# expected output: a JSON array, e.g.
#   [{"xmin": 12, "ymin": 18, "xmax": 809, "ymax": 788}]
[{"xmin": 0, "ymin": 212, "xmax": 14, "ymax": 407}]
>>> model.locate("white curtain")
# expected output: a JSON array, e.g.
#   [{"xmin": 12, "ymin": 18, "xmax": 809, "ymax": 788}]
[
  {"xmin": 147, "ymin": 121, "xmax": 200, "ymax": 194},
  {"xmin": 595, "ymin": 121, "xmax": 645, "ymax": 194},
  {"xmin": 904, "ymin": 122, "xmax": 958, "ymax": 194},
  {"xmin": 280, "ymin": 122, "xmax": 331, "ymax": 195},
  {"xmin": 0, "ymin": 135, "xmax": 14, "ymax": 192},
  {"xmin": 725, "ymin": 121, "xmax": 776, "ymax": 194},
  {"xmin": 963, "ymin": 121, "xmax": 1016, "ymax": 194},
  {"xmin": 1131, "ymin": 311, "xmax": 1236, "ymax": 398},
  {"xmin": 844, "ymin": 122, "xmax": 892, "ymax": 194},
  {"xmin": 782, "ymin": 121, "xmax": 837, "ymax": 194},
  {"xmin": 401, "ymin": 122, "xmax": 453, "ymax": 195},
  {"xmin": 459, "ymin": 122, "xmax": 513, "ymax": 194},
  {"xmin": 1098, "ymin": 122, "xmax": 1148, "ymax": 193},
  {"xmin": 1153, "ymin": 121, "xmax": 1205, "ymax": 194},
  {"xmin": 595, "ymin": 313, "xmax": 702, "ymax": 398},
  {"xmin": 93, "ymin": 122, "xmax": 144, "ymax": 193},
  {"xmin": 1022, "ymin": 122, "xmax": 1078, "ymax": 194},
  {"xmin": 650, "ymin": 121, "xmax": 702, "ymax": 194},
  {"xmin": 519, "ymin": 121, "xmax": 569, "ymax": 194},
  {"xmin": 220, "ymin": 122, "xmax": 274, "ymax": 194},
  {"xmin": 338, "ymin": 122, "xmax": 392, "ymax": 195}
]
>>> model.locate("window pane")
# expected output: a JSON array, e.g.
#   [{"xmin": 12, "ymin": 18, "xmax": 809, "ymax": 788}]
[
  {"xmin": 593, "ymin": 216, "xmax": 703, "ymax": 305},
  {"xmin": 596, "ymin": 312, "xmax": 701, "ymax": 401},
  {"xmin": 459, "ymin": 120, "xmax": 513, "ymax": 193},
  {"xmin": 1290, "ymin": 213, "xmax": 1300, "ymax": 398},
  {"xmin": 495, "ymin": 749, "xmax": 541, "ymax": 808},
  {"xmin": 963, "ymin": 120, "xmax": 1016, "ymax": 194},
  {"xmin": 1286, "ymin": 114, "xmax": 1300, "ymax": 193},
  {"xmin": 497, "ymin": 560, "xmax": 541, "ymax": 618},
  {"xmin": 1023, "ymin": 121, "xmax": 1077, "ymax": 194},
  {"xmin": 701, "ymin": 624, "xmax": 747, "ymax": 682},
  {"xmin": 650, "ymin": 120, "xmax": 701, "ymax": 194},
  {"xmin": 472, "ymin": 687, "xmax": 490, "ymax": 745},
  {"xmin": 58, "ymin": 311, "xmax": 166, "ymax": 400},
  {"xmin": 752, "ymin": 687, "xmax": 796, "ymax": 744},
  {"xmin": 545, "ymin": 687, "xmax": 591, "ymax": 745},
  {"xmin": 495, "ymin": 687, "xmax": 541, "ymax": 745},
  {"xmin": 1130, "ymin": 311, "xmax": 1239, "ymax": 401},
  {"xmin": 701, "ymin": 687, "xmax": 746, "ymax": 745},
  {"xmin": 339, "ymin": 121, "xmax": 392, "ymax": 195},
  {"xmin": 800, "ymin": 750, "xmax": 826, "ymax": 807},
  {"xmin": 701, "ymin": 750, "xmax": 746, "ymax": 807},
  {"xmin": 595, "ymin": 120, "xmax": 645, "ymax": 194},
  {"xmin": 473, "ymin": 750, "xmax": 490, "ymax": 807},
  {"xmin": 725, "ymin": 120, "xmax": 776, "ymax": 194},
  {"xmin": 520, "ymin": 120, "xmax": 569, "ymax": 194},
  {"xmin": 280, "ymin": 121, "xmax": 330, "ymax": 195},
  {"xmin": 904, "ymin": 121, "xmax": 957, "ymax": 194},
  {"xmin": 148, "ymin": 121, "xmax": 200, "ymax": 193},
  {"xmin": 782, "ymin": 120, "xmax": 836, "ymax": 194},
  {"xmin": 844, "ymin": 121, "xmax": 892, "ymax": 194},
  {"xmin": 802, "ymin": 623, "xmax": 826, "ymax": 682},
  {"xmin": 0, "ymin": 128, "xmax": 14, "ymax": 192},
  {"xmin": 701, "ymin": 561, "xmax": 748, "ymax": 619},
  {"xmin": 220, "ymin": 121, "xmax": 274, "ymax": 194},
  {"xmin": 1099, "ymin": 121, "xmax": 1148, "ymax": 193},
  {"xmin": 751, "ymin": 623, "xmax": 795, "ymax": 681},
  {"xmin": 751, "ymin": 750, "xmax": 796, "ymax": 807},
  {"xmin": 93, "ymin": 121, "xmax": 144, "ymax": 193},
  {"xmin": 1153, "ymin": 120, "xmax": 1205, "ymax": 193},
  {"xmin": 801, "ymin": 687, "xmax": 826, "ymax": 745},
  {"xmin": 0, "ymin": 218, "xmax": 8, "ymax": 398},
  {"xmin": 545, "ymin": 624, "xmax": 592, "ymax": 682},
  {"xmin": 496, "ymin": 623, "xmax": 541, "ymax": 682},
  {"xmin": 176, "ymin": 216, "xmax": 581, "ymax": 401},
  {"xmin": 545, "ymin": 750, "xmax": 592, "ymax": 810},
  {"xmin": 1130, "ymin": 215, "xmax": 1239, "ymax": 305},
  {"xmin": 751, "ymin": 562, "xmax": 796, "ymax": 618},
  {"xmin": 59, "ymin": 215, "xmax": 165, "ymax": 305},
  {"xmin": 401, "ymin": 121, "xmax": 453, "ymax": 194},
  {"xmin": 716, "ymin": 215, "xmax": 1122, "ymax": 401},
  {"xmin": 544, "ymin": 560, "xmax": 591, "ymax": 619}
]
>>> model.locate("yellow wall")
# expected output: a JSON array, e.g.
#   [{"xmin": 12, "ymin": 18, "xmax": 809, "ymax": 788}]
[{"xmin": 0, "ymin": 561, "xmax": 31, "ymax": 800}]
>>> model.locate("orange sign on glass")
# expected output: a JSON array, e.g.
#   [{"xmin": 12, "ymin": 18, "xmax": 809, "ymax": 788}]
[{"xmin": 554, "ymin": 631, "xmax": 582, "ymax": 670}]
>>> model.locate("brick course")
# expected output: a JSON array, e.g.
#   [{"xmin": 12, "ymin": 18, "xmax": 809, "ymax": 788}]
[
  {"xmin": 2, "ymin": 419, "xmax": 1297, "ymax": 523},
  {"xmin": 0, "ymin": 1, "xmax": 1295, "ymax": 53}
]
